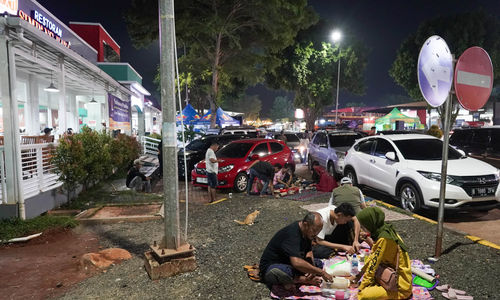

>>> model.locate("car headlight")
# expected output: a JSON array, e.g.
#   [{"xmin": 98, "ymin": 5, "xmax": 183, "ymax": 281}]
[
  {"xmin": 336, "ymin": 151, "xmax": 345, "ymax": 159},
  {"xmin": 495, "ymin": 169, "xmax": 500, "ymax": 181},
  {"xmin": 219, "ymin": 164, "xmax": 234, "ymax": 173},
  {"xmin": 417, "ymin": 171, "xmax": 454, "ymax": 184}
]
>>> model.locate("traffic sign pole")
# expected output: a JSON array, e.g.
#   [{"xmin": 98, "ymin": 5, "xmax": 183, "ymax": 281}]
[{"xmin": 435, "ymin": 53, "xmax": 456, "ymax": 258}]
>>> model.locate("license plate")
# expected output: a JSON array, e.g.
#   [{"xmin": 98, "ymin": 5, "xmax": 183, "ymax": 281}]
[
  {"xmin": 197, "ymin": 177, "xmax": 208, "ymax": 184},
  {"xmin": 471, "ymin": 187, "xmax": 496, "ymax": 197}
]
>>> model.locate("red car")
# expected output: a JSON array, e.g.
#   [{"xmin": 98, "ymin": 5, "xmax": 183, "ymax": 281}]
[{"xmin": 191, "ymin": 138, "xmax": 295, "ymax": 192}]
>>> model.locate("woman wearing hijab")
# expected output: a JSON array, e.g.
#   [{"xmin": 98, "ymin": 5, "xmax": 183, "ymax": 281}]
[{"xmin": 356, "ymin": 207, "xmax": 412, "ymax": 300}]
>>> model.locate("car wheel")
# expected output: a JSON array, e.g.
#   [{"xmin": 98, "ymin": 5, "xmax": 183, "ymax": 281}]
[
  {"xmin": 234, "ymin": 172, "xmax": 248, "ymax": 193},
  {"xmin": 399, "ymin": 183, "xmax": 422, "ymax": 213},
  {"xmin": 308, "ymin": 155, "xmax": 313, "ymax": 170},
  {"xmin": 345, "ymin": 168, "xmax": 358, "ymax": 186}
]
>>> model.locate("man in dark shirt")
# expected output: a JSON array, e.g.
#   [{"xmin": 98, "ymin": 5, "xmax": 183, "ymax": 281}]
[
  {"xmin": 126, "ymin": 159, "xmax": 151, "ymax": 193},
  {"xmin": 259, "ymin": 212, "xmax": 333, "ymax": 290},
  {"xmin": 246, "ymin": 160, "xmax": 280, "ymax": 196}
]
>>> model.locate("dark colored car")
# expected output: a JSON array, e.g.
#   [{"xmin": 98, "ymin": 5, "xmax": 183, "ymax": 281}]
[
  {"xmin": 178, "ymin": 134, "xmax": 249, "ymax": 179},
  {"xmin": 450, "ymin": 127, "xmax": 500, "ymax": 169}
]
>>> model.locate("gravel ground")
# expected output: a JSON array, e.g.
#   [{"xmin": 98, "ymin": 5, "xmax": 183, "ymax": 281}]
[{"xmin": 56, "ymin": 191, "xmax": 500, "ymax": 300}]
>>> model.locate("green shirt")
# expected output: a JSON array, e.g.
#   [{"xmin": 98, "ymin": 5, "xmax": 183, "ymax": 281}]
[{"xmin": 331, "ymin": 184, "xmax": 364, "ymax": 214}]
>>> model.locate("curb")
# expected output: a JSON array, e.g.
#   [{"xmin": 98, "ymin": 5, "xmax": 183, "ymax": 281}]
[{"xmin": 374, "ymin": 200, "xmax": 500, "ymax": 251}]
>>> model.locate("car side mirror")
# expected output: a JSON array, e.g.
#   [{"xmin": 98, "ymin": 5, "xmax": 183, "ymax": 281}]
[
  {"xmin": 385, "ymin": 151, "xmax": 397, "ymax": 161},
  {"xmin": 250, "ymin": 154, "xmax": 259, "ymax": 161},
  {"xmin": 457, "ymin": 149, "xmax": 466, "ymax": 157}
]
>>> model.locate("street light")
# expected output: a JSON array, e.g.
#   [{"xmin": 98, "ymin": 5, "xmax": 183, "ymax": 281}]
[{"xmin": 331, "ymin": 30, "xmax": 342, "ymax": 125}]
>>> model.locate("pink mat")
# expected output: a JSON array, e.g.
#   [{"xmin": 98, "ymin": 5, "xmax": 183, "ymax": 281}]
[{"xmin": 271, "ymin": 285, "xmax": 431, "ymax": 299}]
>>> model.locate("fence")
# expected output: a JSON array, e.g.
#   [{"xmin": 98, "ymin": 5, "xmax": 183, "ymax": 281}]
[{"xmin": 141, "ymin": 135, "xmax": 161, "ymax": 156}]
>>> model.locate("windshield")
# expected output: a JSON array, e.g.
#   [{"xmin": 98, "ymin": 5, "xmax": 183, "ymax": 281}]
[
  {"xmin": 285, "ymin": 134, "xmax": 300, "ymax": 143},
  {"xmin": 217, "ymin": 142, "xmax": 253, "ymax": 158},
  {"xmin": 329, "ymin": 134, "xmax": 359, "ymax": 148},
  {"xmin": 186, "ymin": 139, "xmax": 209, "ymax": 151},
  {"xmin": 394, "ymin": 139, "xmax": 463, "ymax": 160}
]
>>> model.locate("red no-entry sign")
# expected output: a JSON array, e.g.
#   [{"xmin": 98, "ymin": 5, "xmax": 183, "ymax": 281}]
[{"xmin": 454, "ymin": 47, "xmax": 494, "ymax": 111}]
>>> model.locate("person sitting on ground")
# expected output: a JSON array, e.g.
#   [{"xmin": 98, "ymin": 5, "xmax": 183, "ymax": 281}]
[
  {"xmin": 247, "ymin": 160, "xmax": 279, "ymax": 197},
  {"xmin": 281, "ymin": 163, "xmax": 294, "ymax": 187},
  {"xmin": 311, "ymin": 161, "xmax": 337, "ymax": 192},
  {"xmin": 126, "ymin": 159, "xmax": 151, "ymax": 193},
  {"xmin": 259, "ymin": 212, "xmax": 333, "ymax": 291},
  {"xmin": 329, "ymin": 177, "xmax": 372, "ymax": 250},
  {"xmin": 356, "ymin": 207, "xmax": 412, "ymax": 300},
  {"xmin": 272, "ymin": 164, "xmax": 287, "ymax": 189},
  {"xmin": 312, "ymin": 202, "xmax": 357, "ymax": 258}
]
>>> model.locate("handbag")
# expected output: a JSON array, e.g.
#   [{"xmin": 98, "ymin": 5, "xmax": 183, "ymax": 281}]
[{"xmin": 374, "ymin": 248, "xmax": 400, "ymax": 292}]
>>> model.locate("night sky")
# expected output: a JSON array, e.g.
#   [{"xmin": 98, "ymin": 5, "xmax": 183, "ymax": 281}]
[{"xmin": 39, "ymin": 0, "xmax": 500, "ymax": 114}]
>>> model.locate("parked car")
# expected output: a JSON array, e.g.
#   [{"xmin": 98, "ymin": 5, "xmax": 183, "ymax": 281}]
[
  {"xmin": 191, "ymin": 139, "xmax": 295, "ymax": 192},
  {"xmin": 178, "ymin": 134, "xmax": 249, "ymax": 179},
  {"xmin": 219, "ymin": 126, "xmax": 258, "ymax": 137},
  {"xmin": 308, "ymin": 130, "xmax": 364, "ymax": 177},
  {"xmin": 449, "ymin": 127, "xmax": 500, "ymax": 169},
  {"xmin": 344, "ymin": 134, "xmax": 500, "ymax": 213},
  {"xmin": 270, "ymin": 132, "xmax": 304, "ymax": 162}
]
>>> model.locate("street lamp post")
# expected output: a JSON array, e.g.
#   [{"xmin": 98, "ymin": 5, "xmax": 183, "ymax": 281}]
[{"xmin": 331, "ymin": 30, "xmax": 342, "ymax": 125}]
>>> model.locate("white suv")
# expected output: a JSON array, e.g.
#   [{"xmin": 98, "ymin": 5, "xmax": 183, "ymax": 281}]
[{"xmin": 344, "ymin": 134, "xmax": 500, "ymax": 213}]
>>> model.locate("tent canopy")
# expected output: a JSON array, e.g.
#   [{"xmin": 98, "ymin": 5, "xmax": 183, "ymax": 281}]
[
  {"xmin": 194, "ymin": 107, "xmax": 240, "ymax": 127},
  {"xmin": 375, "ymin": 108, "xmax": 420, "ymax": 125},
  {"xmin": 176, "ymin": 103, "xmax": 201, "ymax": 124}
]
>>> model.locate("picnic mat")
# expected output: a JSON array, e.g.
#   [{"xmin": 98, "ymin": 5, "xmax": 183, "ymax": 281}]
[
  {"xmin": 270, "ymin": 285, "xmax": 432, "ymax": 299},
  {"xmin": 269, "ymin": 257, "xmax": 433, "ymax": 299},
  {"xmin": 282, "ymin": 190, "xmax": 330, "ymax": 202}
]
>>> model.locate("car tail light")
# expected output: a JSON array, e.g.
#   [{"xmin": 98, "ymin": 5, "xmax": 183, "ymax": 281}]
[{"xmin": 345, "ymin": 151, "xmax": 348, "ymax": 156}]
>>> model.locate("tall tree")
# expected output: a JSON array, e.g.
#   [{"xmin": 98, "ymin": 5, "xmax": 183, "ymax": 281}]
[
  {"xmin": 125, "ymin": 0, "xmax": 317, "ymax": 128},
  {"xmin": 266, "ymin": 22, "xmax": 368, "ymax": 130},
  {"xmin": 390, "ymin": 9, "xmax": 500, "ymax": 125},
  {"xmin": 269, "ymin": 96, "xmax": 295, "ymax": 120},
  {"xmin": 223, "ymin": 94, "xmax": 262, "ymax": 120}
]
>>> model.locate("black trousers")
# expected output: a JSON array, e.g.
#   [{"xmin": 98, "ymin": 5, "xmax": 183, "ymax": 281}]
[{"xmin": 313, "ymin": 221, "xmax": 354, "ymax": 259}]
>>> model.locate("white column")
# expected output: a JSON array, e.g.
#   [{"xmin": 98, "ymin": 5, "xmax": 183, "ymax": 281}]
[
  {"xmin": 0, "ymin": 34, "xmax": 24, "ymax": 214},
  {"xmin": 57, "ymin": 58, "xmax": 66, "ymax": 135},
  {"xmin": 27, "ymin": 74, "xmax": 40, "ymax": 135},
  {"xmin": 138, "ymin": 94, "xmax": 146, "ymax": 137},
  {"xmin": 67, "ymin": 93, "xmax": 77, "ymax": 131}
]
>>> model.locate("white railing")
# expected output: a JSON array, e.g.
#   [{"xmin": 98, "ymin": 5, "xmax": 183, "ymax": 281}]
[
  {"xmin": 20, "ymin": 142, "xmax": 62, "ymax": 200},
  {"xmin": 0, "ymin": 146, "xmax": 6, "ymax": 203},
  {"xmin": 141, "ymin": 136, "xmax": 161, "ymax": 156}
]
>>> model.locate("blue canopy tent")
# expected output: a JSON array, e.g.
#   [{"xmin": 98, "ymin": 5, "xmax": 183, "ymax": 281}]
[
  {"xmin": 194, "ymin": 107, "xmax": 240, "ymax": 127},
  {"xmin": 176, "ymin": 103, "xmax": 201, "ymax": 125}
]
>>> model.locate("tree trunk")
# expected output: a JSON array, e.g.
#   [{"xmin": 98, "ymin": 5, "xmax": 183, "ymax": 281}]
[
  {"xmin": 210, "ymin": 33, "xmax": 222, "ymax": 129},
  {"xmin": 304, "ymin": 107, "xmax": 319, "ymax": 131}
]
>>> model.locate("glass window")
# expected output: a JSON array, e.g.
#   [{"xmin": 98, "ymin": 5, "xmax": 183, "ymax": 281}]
[
  {"xmin": 394, "ymin": 139, "xmax": 462, "ymax": 160},
  {"xmin": 450, "ymin": 130, "xmax": 472, "ymax": 146},
  {"xmin": 312, "ymin": 134, "xmax": 320, "ymax": 145},
  {"xmin": 251, "ymin": 143, "xmax": 269, "ymax": 157},
  {"xmin": 356, "ymin": 139, "xmax": 375, "ymax": 154},
  {"xmin": 490, "ymin": 129, "xmax": 500, "ymax": 151},
  {"xmin": 471, "ymin": 129, "xmax": 490, "ymax": 148},
  {"xmin": 284, "ymin": 134, "xmax": 300, "ymax": 143},
  {"xmin": 270, "ymin": 142, "xmax": 284, "ymax": 153},
  {"xmin": 217, "ymin": 142, "xmax": 253, "ymax": 158},
  {"xmin": 103, "ymin": 42, "xmax": 120, "ymax": 62},
  {"xmin": 317, "ymin": 133, "xmax": 327, "ymax": 146},
  {"xmin": 329, "ymin": 134, "xmax": 361, "ymax": 148},
  {"xmin": 374, "ymin": 139, "xmax": 396, "ymax": 158},
  {"xmin": 186, "ymin": 139, "xmax": 210, "ymax": 151}
]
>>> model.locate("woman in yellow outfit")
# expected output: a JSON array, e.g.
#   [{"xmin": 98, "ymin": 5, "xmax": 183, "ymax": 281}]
[{"xmin": 356, "ymin": 207, "xmax": 412, "ymax": 300}]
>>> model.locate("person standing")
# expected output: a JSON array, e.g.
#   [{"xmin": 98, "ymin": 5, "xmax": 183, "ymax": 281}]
[{"xmin": 205, "ymin": 141, "xmax": 222, "ymax": 203}]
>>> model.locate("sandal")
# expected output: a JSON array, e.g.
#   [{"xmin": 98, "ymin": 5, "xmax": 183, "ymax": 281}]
[{"xmin": 442, "ymin": 291, "xmax": 473, "ymax": 300}]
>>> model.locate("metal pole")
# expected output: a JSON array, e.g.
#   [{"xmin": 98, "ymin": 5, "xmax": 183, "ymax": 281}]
[
  {"xmin": 335, "ymin": 48, "xmax": 341, "ymax": 124},
  {"xmin": 159, "ymin": 0, "xmax": 180, "ymax": 249},
  {"xmin": 434, "ymin": 92, "xmax": 453, "ymax": 257}
]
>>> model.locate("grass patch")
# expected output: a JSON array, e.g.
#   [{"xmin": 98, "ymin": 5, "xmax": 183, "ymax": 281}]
[
  {"xmin": 60, "ymin": 180, "xmax": 163, "ymax": 210},
  {"xmin": 0, "ymin": 215, "xmax": 78, "ymax": 241}
]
